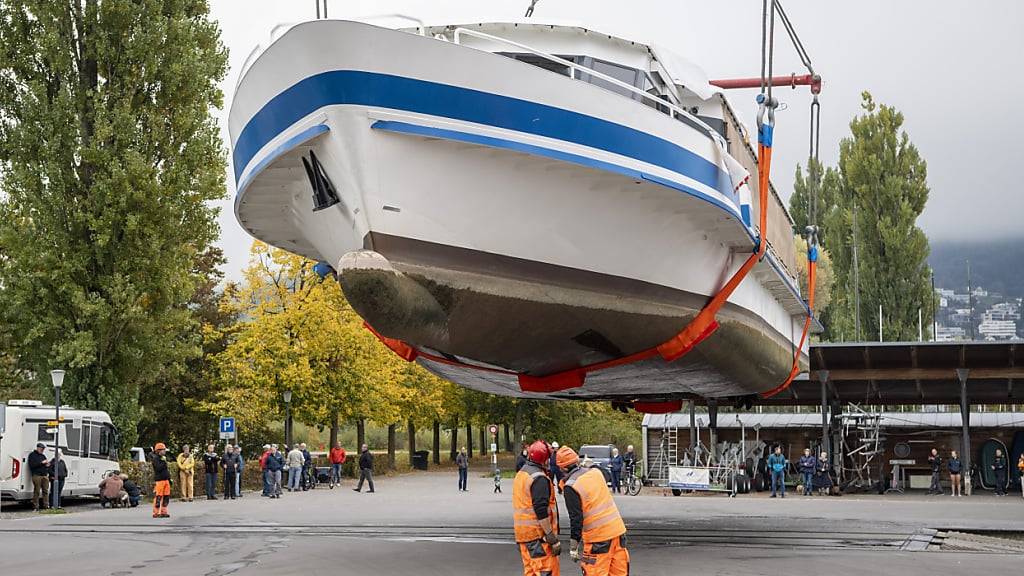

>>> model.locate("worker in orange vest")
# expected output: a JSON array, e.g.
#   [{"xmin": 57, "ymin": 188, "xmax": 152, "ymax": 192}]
[
  {"xmin": 151, "ymin": 442, "xmax": 172, "ymax": 518},
  {"xmin": 513, "ymin": 440, "xmax": 561, "ymax": 575},
  {"xmin": 556, "ymin": 446, "xmax": 629, "ymax": 576}
]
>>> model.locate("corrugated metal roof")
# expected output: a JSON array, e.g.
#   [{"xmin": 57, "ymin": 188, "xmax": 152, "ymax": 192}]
[{"xmin": 642, "ymin": 412, "xmax": 1024, "ymax": 430}]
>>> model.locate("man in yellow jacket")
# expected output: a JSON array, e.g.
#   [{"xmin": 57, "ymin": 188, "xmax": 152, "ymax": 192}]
[
  {"xmin": 176, "ymin": 445, "xmax": 195, "ymax": 502},
  {"xmin": 556, "ymin": 446, "xmax": 629, "ymax": 576},
  {"xmin": 513, "ymin": 440, "xmax": 561, "ymax": 576}
]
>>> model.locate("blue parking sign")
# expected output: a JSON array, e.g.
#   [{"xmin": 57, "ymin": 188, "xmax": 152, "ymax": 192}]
[{"xmin": 219, "ymin": 417, "xmax": 235, "ymax": 435}]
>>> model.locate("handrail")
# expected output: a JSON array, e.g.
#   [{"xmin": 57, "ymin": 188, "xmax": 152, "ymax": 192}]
[
  {"xmin": 236, "ymin": 22, "xmax": 299, "ymax": 90},
  {"xmin": 358, "ymin": 13, "xmax": 426, "ymax": 35},
  {"xmin": 451, "ymin": 27, "xmax": 727, "ymax": 150}
]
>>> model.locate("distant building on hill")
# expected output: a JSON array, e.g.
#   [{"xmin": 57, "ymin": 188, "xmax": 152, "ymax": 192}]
[
  {"xmin": 935, "ymin": 325, "xmax": 966, "ymax": 341},
  {"xmin": 978, "ymin": 319, "xmax": 1017, "ymax": 340}
]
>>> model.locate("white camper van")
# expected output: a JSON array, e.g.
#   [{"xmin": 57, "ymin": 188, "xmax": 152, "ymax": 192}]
[{"xmin": 0, "ymin": 400, "xmax": 120, "ymax": 502}]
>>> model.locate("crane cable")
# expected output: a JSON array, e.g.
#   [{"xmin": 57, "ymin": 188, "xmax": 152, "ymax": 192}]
[{"xmin": 761, "ymin": 0, "xmax": 820, "ymax": 399}]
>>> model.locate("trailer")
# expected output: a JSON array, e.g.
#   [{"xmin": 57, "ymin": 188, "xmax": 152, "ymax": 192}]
[{"xmin": 1, "ymin": 400, "xmax": 120, "ymax": 502}]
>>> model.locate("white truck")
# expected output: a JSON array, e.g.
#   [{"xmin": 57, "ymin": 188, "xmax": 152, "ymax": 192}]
[{"xmin": 0, "ymin": 400, "xmax": 120, "ymax": 502}]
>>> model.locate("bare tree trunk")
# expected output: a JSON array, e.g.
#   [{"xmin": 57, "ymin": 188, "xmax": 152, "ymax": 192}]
[
  {"xmin": 514, "ymin": 402, "xmax": 525, "ymax": 448},
  {"xmin": 356, "ymin": 418, "xmax": 365, "ymax": 449},
  {"xmin": 466, "ymin": 420, "xmax": 473, "ymax": 459},
  {"xmin": 504, "ymin": 423, "xmax": 512, "ymax": 452},
  {"xmin": 450, "ymin": 416, "xmax": 459, "ymax": 461},
  {"xmin": 329, "ymin": 410, "xmax": 339, "ymax": 450},
  {"xmin": 407, "ymin": 419, "xmax": 416, "ymax": 467},
  {"xmin": 479, "ymin": 427, "xmax": 486, "ymax": 455},
  {"xmin": 432, "ymin": 420, "xmax": 441, "ymax": 465},
  {"xmin": 387, "ymin": 423, "xmax": 397, "ymax": 470}
]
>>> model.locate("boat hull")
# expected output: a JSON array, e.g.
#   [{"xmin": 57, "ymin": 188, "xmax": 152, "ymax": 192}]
[{"xmin": 229, "ymin": 20, "xmax": 809, "ymax": 401}]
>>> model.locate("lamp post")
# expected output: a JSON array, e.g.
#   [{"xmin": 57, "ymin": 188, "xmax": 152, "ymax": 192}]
[
  {"xmin": 283, "ymin": 390, "xmax": 293, "ymax": 448},
  {"xmin": 50, "ymin": 369, "xmax": 65, "ymax": 510}
]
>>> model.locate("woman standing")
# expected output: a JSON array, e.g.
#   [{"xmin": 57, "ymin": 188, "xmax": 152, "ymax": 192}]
[
  {"xmin": 814, "ymin": 452, "xmax": 832, "ymax": 496},
  {"xmin": 948, "ymin": 450, "xmax": 962, "ymax": 497}
]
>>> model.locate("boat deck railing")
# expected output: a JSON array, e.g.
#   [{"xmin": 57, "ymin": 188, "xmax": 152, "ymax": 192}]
[{"xmin": 451, "ymin": 27, "xmax": 729, "ymax": 152}]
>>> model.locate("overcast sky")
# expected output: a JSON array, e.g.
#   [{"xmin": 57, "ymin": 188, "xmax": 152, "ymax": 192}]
[{"xmin": 209, "ymin": 0, "xmax": 1024, "ymax": 281}]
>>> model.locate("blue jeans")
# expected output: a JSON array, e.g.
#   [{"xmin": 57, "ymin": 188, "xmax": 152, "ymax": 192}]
[
  {"xmin": 288, "ymin": 467, "xmax": 301, "ymax": 490},
  {"xmin": 458, "ymin": 467, "xmax": 468, "ymax": 490},
  {"xmin": 802, "ymin": 472, "xmax": 814, "ymax": 495},
  {"xmin": 205, "ymin": 473, "xmax": 217, "ymax": 498},
  {"xmin": 235, "ymin": 470, "xmax": 242, "ymax": 496},
  {"xmin": 771, "ymin": 470, "xmax": 785, "ymax": 496},
  {"xmin": 262, "ymin": 469, "xmax": 272, "ymax": 495},
  {"xmin": 331, "ymin": 463, "xmax": 342, "ymax": 484}
]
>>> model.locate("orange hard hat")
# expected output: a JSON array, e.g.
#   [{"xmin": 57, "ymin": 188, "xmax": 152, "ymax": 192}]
[
  {"xmin": 154, "ymin": 442, "xmax": 167, "ymax": 451},
  {"xmin": 555, "ymin": 445, "xmax": 579, "ymax": 470}
]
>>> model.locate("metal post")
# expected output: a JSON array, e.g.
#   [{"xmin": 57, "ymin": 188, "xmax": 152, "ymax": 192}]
[
  {"xmin": 852, "ymin": 202, "xmax": 860, "ymax": 340},
  {"xmin": 931, "ymin": 269, "xmax": 937, "ymax": 341},
  {"xmin": 707, "ymin": 400, "xmax": 718, "ymax": 465},
  {"xmin": 689, "ymin": 400, "xmax": 697, "ymax": 456},
  {"xmin": 818, "ymin": 370, "xmax": 830, "ymax": 460},
  {"xmin": 285, "ymin": 401, "xmax": 292, "ymax": 448},
  {"xmin": 957, "ymin": 368, "xmax": 971, "ymax": 496},
  {"xmin": 52, "ymin": 387, "xmax": 61, "ymax": 510}
]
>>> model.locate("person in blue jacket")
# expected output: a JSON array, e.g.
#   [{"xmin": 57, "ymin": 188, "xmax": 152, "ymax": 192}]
[
  {"xmin": 798, "ymin": 448, "xmax": 816, "ymax": 497},
  {"xmin": 610, "ymin": 448, "xmax": 624, "ymax": 494},
  {"xmin": 768, "ymin": 446, "xmax": 787, "ymax": 498}
]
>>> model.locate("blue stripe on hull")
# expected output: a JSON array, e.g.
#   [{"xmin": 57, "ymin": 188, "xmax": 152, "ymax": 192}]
[{"xmin": 233, "ymin": 70, "xmax": 735, "ymax": 203}]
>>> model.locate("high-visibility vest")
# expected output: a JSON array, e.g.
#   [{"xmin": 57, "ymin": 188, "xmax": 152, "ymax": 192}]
[
  {"xmin": 565, "ymin": 466, "xmax": 626, "ymax": 543},
  {"xmin": 512, "ymin": 463, "xmax": 558, "ymax": 542}
]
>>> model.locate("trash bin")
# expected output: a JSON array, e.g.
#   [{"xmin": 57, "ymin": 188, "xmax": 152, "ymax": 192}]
[{"xmin": 412, "ymin": 450, "xmax": 430, "ymax": 470}]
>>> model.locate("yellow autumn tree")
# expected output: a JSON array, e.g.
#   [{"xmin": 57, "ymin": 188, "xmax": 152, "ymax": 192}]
[{"xmin": 203, "ymin": 241, "xmax": 405, "ymax": 444}]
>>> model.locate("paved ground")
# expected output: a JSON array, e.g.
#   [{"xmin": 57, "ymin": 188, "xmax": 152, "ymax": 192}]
[{"xmin": 1, "ymin": 467, "xmax": 1022, "ymax": 575}]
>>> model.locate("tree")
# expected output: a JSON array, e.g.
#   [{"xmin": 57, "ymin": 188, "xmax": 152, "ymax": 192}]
[
  {"xmin": 832, "ymin": 93, "xmax": 933, "ymax": 341},
  {"xmin": 204, "ymin": 242, "xmax": 406, "ymax": 448},
  {"xmin": 0, "ymin": 1, "xmax": 228, "ymax": 446}
]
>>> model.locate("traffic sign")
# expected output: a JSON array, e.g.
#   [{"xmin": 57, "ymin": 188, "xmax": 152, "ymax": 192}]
[
  {"xmin": 219, "ymin": 417, "xmax": 236, "ymax": 439},
  {"xmin": 488, "ymin": 424, "xmax": 498, "ymax": 435}
]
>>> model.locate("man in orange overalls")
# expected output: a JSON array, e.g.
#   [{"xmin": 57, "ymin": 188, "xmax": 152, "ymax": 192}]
[
  {"xmin": 513, "ymin": 440, "xmax": 561, "ymax": 576},
  {"xmin": 151, "ymin": 442, "xmax": 171, "ymax": 518},
  {"xmin": 556, "ymin": 446, "xmax": 629, "ymax": 576}
]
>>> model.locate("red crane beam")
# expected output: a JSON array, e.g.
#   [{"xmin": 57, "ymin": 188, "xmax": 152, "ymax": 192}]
[{"xmin": 710, "ymin": 73, "xmax": 821, "ymax": 95}]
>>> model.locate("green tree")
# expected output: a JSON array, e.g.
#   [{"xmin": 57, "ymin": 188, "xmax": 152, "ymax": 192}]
[
  {"xmin": 840, "ymin": 93, "xmax": 932, "ymax": 341},
  {"xmin": 820, "ymin": 92, "xmax": 933, "ymax": 341},
  {"xmin": 0, "ymin": 1, "xmax": 228, "ymax": 447}
]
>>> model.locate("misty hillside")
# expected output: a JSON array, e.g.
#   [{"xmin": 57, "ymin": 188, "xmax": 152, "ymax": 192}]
[{"xmin": 929, "ymin": 239, "xmax": 1024, "ymax": 298}]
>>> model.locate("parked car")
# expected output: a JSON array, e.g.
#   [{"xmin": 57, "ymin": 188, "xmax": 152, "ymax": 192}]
[{"xmin": 578, "ymin": 444, "xmax": 615, "ymax": 484}]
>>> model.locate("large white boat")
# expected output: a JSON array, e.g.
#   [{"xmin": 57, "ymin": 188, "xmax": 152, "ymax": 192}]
[{"xmin": 229, "ymin": 17, "xmax": 812, "ymax": 407}]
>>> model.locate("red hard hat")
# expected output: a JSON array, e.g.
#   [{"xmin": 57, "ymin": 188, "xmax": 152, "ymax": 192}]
[{"xmin": 527, "ymin": 440, "xmax": 550, "ymax": 465}]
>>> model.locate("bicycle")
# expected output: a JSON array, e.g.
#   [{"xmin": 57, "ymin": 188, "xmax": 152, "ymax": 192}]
[{"xmin": 623, "ymin": 462, "xmax": 642, "ymax": 496}]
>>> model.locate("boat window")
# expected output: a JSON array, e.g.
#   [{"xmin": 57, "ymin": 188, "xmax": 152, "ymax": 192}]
[
  {"xmin": 580, "ymin": 57, "xmax": 643, "ymax": 100},
  {"xmin": 497, "ymin": 52, "xmax": 581, "ymax": 77}
]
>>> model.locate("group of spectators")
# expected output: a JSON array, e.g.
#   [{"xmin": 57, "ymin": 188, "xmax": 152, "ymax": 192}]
[
  {"xmin": 928, "ymin": 448, "xmax": 1024, "ymax": 497},
  {"xmin": 173, "ymin": 443, "xmax": 246, "ymax": 501}
]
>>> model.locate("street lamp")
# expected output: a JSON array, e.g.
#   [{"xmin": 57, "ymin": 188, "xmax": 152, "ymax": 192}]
[
  {"xmin": 283, "ymin": 390, "xmax": 293, "ymax": 447},
  {"xmin": 50, "ymin": 369, "xmax": 65, "ymax": 510}
]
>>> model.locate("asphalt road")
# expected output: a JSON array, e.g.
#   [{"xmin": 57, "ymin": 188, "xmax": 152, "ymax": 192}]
[{"xmin": 1, "ymin": 468, "xmax": 1022, "ymax": 575}]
